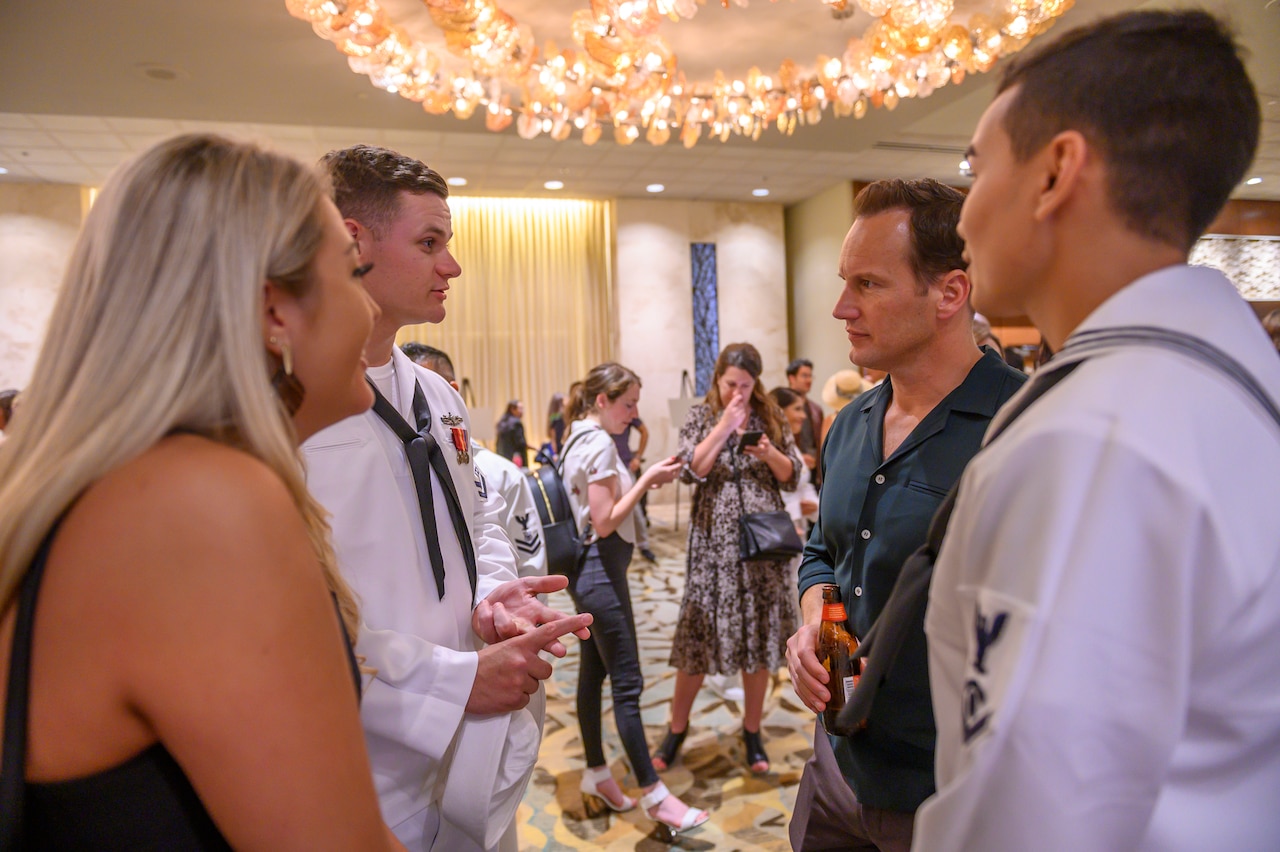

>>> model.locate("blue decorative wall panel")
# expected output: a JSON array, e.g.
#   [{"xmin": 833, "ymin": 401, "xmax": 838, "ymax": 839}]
[{"xmin": 690, "ymin": 242, "xmax": 719, "ymax": 396}]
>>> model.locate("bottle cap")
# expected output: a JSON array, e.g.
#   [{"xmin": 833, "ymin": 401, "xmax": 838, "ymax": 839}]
[{"xmin": 822, "ymin": 602, "xmax": 847, "ymax": 622}]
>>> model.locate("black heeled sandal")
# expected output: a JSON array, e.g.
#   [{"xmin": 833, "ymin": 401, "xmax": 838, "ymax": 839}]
[
  {"xmin": 743, "ymin": 727, "xmax": 769, "ymax": 774},
  {"xmin": 651, "ymin": 727, "xmax": 688, "ymax": 771}
]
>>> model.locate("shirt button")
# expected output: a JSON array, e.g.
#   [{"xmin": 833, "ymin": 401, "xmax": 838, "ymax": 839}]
[
  {"xmin": 854, "ymin": 586, "xmax": 863, "ymax": 596},
  {"xmin": 874, "ymin": 474, "xmax": 885, "ymax": 484},
  {"xmin": 861, "ymin": 529, "xmax": 871, "ymax": 540}
]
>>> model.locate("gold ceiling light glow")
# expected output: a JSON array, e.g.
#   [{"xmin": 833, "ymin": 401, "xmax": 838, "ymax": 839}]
[{"xmin": 286, "ymin": 0, "xmax": 1072, "ymax": 148}]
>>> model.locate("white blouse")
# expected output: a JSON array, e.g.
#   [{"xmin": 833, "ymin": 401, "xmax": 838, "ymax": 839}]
[{"xmin": 560, "ymin": 418, "xmax": 636, "ymax": 545}]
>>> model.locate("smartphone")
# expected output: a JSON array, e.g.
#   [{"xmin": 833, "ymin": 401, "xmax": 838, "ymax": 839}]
[{"xmin": 737, "ymin": 430, "xmax": 764, "ymax": 451}]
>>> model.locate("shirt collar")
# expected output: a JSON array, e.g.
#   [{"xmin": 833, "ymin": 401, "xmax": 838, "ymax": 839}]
[
  {"xmin": 858, "ymin": 348, "xmax": 1016, "ymax": 418},
  {"xmin": 947, "ymin": 349, "xmax": 1022, "ymax": 416},
  {"xmin": 568, "ymin": 418, "xmax": 605, "ymax": 437}
]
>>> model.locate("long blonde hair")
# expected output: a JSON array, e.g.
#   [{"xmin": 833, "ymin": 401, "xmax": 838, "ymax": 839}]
[{"xmin": 0, "ymin": 134, "xmax": 359, "ymax": 641}]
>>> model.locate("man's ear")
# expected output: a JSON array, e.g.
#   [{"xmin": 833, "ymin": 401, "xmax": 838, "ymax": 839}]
[
  {"xmin": 1034, "ymin": 130, "xmax": 1088, "ymax": 223},
  {"xmin": 346, "ymin": 218, "xmax": 373, "ymax": 261},
  {"xmin": 934, "ymin": 269, "xmax": 973, "ymax": 321}
]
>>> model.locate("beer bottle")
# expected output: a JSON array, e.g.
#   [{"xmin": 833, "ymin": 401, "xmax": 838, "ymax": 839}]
[{"xmin": 816, "ymin": 584, "xmax": 861, "ymax": 735}]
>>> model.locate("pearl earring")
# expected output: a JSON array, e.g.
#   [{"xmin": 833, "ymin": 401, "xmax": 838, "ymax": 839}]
[{"xmin": 268, "ymin": 336, "xmax": 304, "ymax": 414}]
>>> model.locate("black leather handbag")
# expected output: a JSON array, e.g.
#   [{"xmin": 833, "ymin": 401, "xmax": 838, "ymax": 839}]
[
  {"xmin": 739, "ymin": 509, "xmax": 805, "ymax": 561},
  {"xmin": 731, "ymin": 441, "xmax": 804, "ymax": 562}
]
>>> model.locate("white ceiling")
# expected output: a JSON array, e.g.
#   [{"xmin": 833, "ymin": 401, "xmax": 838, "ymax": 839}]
[{"xmin": 0, "ymin": 0, "xmax": 1276, "ymax": 204}]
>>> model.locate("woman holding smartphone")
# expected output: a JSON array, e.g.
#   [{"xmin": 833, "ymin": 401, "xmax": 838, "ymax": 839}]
[
  {"xmin": 654, "ymin": 343, "xmax": 803, "ymax": 775},
  {"xmin": 561, "ymin": 363, "xmax": 710, "ymax": 840}
]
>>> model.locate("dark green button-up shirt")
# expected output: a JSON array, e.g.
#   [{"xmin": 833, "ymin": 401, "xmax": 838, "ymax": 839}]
[{"xmin": 797, "ymin": 349, "xmax": 1026, "ymax": 812}]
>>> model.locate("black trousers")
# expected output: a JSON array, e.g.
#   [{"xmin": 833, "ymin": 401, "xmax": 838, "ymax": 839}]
[{"xmin": 568, "ymin": 533, "xmax": 658, "ymax": 787}]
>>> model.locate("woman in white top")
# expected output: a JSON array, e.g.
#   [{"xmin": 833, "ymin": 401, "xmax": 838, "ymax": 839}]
[{"xmin": 561, "ymin": 363, "xmax": 709, "ymax": 841}]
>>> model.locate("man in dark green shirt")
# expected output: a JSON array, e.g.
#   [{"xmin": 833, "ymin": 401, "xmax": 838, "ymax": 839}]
[{"xmin": 786, "ymin": 178, "xmax": 1025, "ymax": 851}]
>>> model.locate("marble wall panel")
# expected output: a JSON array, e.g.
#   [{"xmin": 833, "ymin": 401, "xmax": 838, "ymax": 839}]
[
  {"xmin": 1190, "ymin": 235, "xmax": 1280, "ymax": 300},
  {"xmin": 784, "ymin": 182, "xmax": 855, "ymax": 415},
  {"xmin": 0, "ymin": 184, "xmax": 83, "ymax": 389},
  {"xmin": 616, "ymin": 199, "xmax": 787, "ymax": 502}
]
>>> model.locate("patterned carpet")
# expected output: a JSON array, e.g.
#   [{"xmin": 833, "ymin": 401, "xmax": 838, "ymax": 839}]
[{"xmin": 517, "ymin": 501, "xmax": 815, "ymax": 851}]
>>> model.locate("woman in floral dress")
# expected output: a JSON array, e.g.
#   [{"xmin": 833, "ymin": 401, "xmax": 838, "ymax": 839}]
[{"xmin": 654, "ymin": 343, "xmax": 803, "ymax": 774}]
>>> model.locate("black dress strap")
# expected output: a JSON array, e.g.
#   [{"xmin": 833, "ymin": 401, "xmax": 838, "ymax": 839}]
[
  {"xmin": 331, "ymin": 595, "xmax": 362, "ymax": 700},
  {"xmin": 1, "ymin": 520, "xmax": 64, "ymax": 850}
]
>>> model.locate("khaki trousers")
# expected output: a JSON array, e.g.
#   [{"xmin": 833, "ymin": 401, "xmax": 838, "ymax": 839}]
[{"xmin": 789, "ymin": 720, "xmax": 916, "ymax": 852}]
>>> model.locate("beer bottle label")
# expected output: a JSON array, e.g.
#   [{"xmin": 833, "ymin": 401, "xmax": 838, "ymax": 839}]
[{"xmin": 842, "ymin": 675, "xmax": 856, "ymax": 701}]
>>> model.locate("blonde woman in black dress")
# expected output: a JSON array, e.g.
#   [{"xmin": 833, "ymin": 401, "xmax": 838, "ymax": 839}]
[{"xmin": 0, "ymin": 135, "xmax": 398, "ymax": 849}]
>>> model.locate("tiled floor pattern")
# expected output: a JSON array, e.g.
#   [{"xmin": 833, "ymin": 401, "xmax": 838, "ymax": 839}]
[{"xmin": 517, "ymin": 503, "xmax": 814, "ymax": 851}]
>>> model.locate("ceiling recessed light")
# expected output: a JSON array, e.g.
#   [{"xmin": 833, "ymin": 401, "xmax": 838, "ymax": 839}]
[
  {"xmin": 752, "ymin": 188, "xmax": 770, "ymax": 197},
  {"xmin": 646, "ymin": 183, "xmax": 665, "ymax": 193},
  {"xmin": 447, "ymin": 176, "xmax": 468, "ymax": 187},
  {"xmin": 544, "ymin": 180, "xmax": 564, "ymax": 190},
  {"xmin": 1246, "ymin": 177, "xmax": 1263, "ymax": 186},
  {"xmin": 959, "ymin": 158, "xmax": 971, "ymax": 175}
]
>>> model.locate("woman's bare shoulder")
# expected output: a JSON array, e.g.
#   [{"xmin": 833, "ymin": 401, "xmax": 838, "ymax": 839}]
[
  {"xmin": 57, "ymin": 434, "xmax": 308, "ymax": 598},
  {"xmin": 46, "ymin": 434, "xmax": 330, "ymax": 697},
  {"xmin": 89, "ymin": 434, "xmax": 292, "ymax": 524}
]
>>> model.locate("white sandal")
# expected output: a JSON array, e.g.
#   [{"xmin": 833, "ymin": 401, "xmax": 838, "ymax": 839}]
[
  {"xmin": 640, "ymin": 780, "xmax": 710, "ymax": 842},
  {"xmin": 580, "ymin": 765, "xmax": 636, "ymax": 816}
]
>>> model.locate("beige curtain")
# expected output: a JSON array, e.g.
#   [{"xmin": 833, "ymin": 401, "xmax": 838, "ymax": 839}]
[{"xmin": 397, "ymin": 197, "xmax": 615, "ymax": 449}]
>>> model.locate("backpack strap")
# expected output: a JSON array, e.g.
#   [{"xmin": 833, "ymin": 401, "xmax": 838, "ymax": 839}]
[
  {"xmin": 1064, "ymin": 325, "xmax": 1280, "ymax": 430},
  {"xmin": 553, "ymin": 428, "xmax": 596, "ymax": 541}
]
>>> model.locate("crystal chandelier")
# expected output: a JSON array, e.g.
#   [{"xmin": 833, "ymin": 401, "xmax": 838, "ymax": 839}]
[{"xmin": 286, "ymin": 0, "xmax": 1073, "ymax": 148}]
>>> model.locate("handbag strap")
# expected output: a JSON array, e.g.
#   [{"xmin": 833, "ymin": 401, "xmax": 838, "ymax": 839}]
[
  {"xmin": 728, "ymin": 438, "xmax": 749, "ymax": 520},
  {"xmin": 837, "ymin": 325, "xmax": 1280, "ymax": 732}
]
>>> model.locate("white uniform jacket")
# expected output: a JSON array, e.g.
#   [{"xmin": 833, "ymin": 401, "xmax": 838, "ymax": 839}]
[
  {"xmin": 472, "ymin": 442, "xmax": 547, "ymax": 580},
  {"xmin": 916, "ymin": 266, "xmax": 1280, "ymax": 851},
  {"xmin": 303, "ymin": 349, "xmax": 539, "ymax": 851}
]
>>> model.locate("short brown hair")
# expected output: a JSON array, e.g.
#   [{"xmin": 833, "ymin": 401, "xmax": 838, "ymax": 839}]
[
  {"xmin": 997, "ymin": 10, "xmax": 1259, "ymax": 251},
  {"xmin": 320, "ymin": 145, "xmax": 449, "ymax": 236},
  {"xmin": 853, "ymin": 178, "xmax": 966, "ymax": 292}
]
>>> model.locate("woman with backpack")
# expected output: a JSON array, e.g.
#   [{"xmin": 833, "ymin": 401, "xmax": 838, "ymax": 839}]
[{"xmin": 560, "ymin": 362, "xmax": 710, "ymax": 841}]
